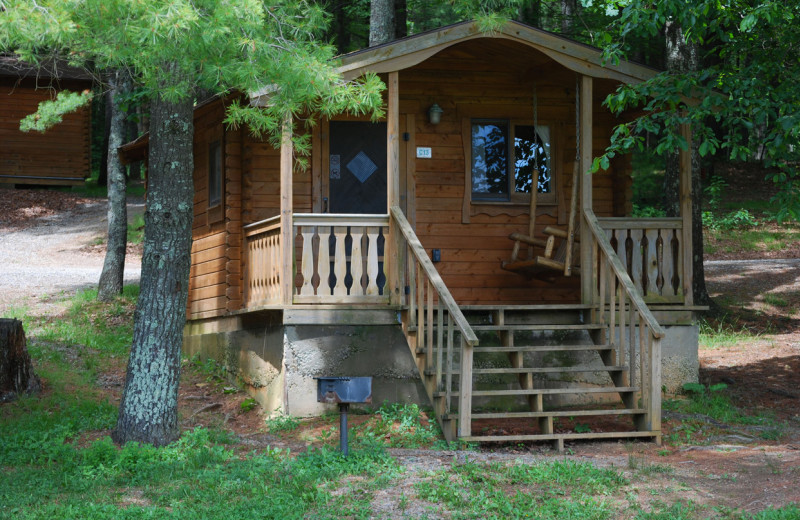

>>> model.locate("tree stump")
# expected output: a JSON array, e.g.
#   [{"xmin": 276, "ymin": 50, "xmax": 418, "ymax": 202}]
[{"xmin": 0, "ymin": 318, "xmax": 42, "ymax": 402}]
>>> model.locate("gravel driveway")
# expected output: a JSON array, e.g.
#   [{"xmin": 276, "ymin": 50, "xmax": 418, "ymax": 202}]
[{"xmin": 0, "ymin": 196, "xmax": 142, "ymax": 315}]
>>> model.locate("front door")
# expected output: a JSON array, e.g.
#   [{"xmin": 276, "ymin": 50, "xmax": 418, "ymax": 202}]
[{"xmin": 328, "ymin": 121, "xmax": 387, "ymax": 214}]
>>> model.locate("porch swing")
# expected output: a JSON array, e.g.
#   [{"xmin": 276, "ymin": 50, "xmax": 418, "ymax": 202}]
[{"xmin": 501, "ymin": 79, "xmax": 581, "ymax": 279}]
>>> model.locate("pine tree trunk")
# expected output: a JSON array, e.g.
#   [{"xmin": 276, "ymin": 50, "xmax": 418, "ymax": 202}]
[
  {"xmin": 369, "ymin": 0, "xmax": 395, "ymax": 47},
  {"xmin": 98, "ymin": 70, "xmax": 130, "ymax": 302},
  {"xmin": 97, "ymin": 88, "xmax": 112, "ymax": 187},
  {"xmin": 394, "ymin": 0, "xmax": 407, "ymax": 39},
  {"xmin": 113, "ymin": 83, "xmax": 194, "ymax": 447},
  {"xmin": 0, "ymin": 319, "xmax": 41, "ymax": 403},
  {"xmin": 664, "ymin": 22, "xmax": 712, "ymax": 307}
]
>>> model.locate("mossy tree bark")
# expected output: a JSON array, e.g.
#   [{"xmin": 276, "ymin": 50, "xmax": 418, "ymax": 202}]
[
  {"xmin": 113, "ymin": 85, "xmax": 194, "ymax": 447},
  {"xmin": 0, "ymin": 319, "xmax": 41, "ymax": 403},
  {"xmin": 98, "ymin": 69, "xmax": 130, "ymax": 302}
]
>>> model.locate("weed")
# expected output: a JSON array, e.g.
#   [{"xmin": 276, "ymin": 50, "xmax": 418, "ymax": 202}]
[
  {"xmin": 698, "ymin": 315, "xmax": 758, "ymax": 349},
  {"xmin": 239, "ymin": 398, "xmax": 258, "ymax": 413},
  {"xmin": 575, "ymin": 423, "xmax": 592, "ymax": 433},
  {"xmin": 266, "ymin": 412, "xmax": 300, "ymax": 433},
  {"xmin": 763, "ymin": 293, "xmax": 790, "ymax": 308}
]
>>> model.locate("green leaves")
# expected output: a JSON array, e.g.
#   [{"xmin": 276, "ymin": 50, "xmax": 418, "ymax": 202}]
[{"xmin": 19, "ymin": 90, "xmax": 93, "ymax": 132}]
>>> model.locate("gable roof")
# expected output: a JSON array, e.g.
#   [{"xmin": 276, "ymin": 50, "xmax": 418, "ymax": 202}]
[
  {"xmin": 335, "ymin": 20, "xmax": 657, "ymax": 84},
  {"xmin": 251, "ymin": 20, "xmax": 657, "ymax": 105}
]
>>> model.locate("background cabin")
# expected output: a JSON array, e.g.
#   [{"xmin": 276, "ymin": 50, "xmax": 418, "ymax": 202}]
[
  {"xmin": 0, "ymin": 57, "xmax": 92, "ymax": 187},
  {"xmin": 178, "ymin": 21, "xmax": 702, "ymax": 449}
]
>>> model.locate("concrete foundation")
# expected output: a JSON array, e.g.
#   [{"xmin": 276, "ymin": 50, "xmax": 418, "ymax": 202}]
[{"xmin": 183, "ymin": 309, "xmax": 427, "ymax": 416}]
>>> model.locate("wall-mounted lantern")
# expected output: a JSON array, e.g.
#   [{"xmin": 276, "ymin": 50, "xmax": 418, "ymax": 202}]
[{"xmin": 428, "ymin": 103, "xmax": 443, "ymax": 125}]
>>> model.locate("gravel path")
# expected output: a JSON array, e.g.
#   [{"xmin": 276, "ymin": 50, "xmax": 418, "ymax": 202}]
[{"xmin": 0, "ymin": 197, "xmax": 143, "ymax": 315}]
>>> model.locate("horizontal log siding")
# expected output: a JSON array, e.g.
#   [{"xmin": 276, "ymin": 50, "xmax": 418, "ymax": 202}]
[
  {"xmin": 0, "ymin": 82, "xmax": 90, "ymax": 185},
  {"xmin": 188, "ymin": 101, "xmax": 230, "ymax": 319},
  {"xmin": 400, "ymin": 40, "xmax": 627, "ymax": 305}
]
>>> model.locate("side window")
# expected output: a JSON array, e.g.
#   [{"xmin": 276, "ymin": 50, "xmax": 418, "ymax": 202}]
[
  {"xmin": 208, "ymin": 140, "xmax": 222, "ymax": 209},
  {"xmin": 470, "ymin": 119, "xmax": 551, "ymax": 203}
]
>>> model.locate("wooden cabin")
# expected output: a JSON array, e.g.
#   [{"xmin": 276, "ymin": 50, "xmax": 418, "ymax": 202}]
[
  {"xmin": 0, "ymin": 57, "xmax": 92, "ymax": 187},
  {"xmin": 180, "ymin": 21, "xmax": 702, "ymax": 449}
]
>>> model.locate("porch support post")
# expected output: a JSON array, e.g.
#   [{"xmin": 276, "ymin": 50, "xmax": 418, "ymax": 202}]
[
  {"xmin": 579, "ymin": 74, "xmax": 594, "ymax": 305},
  {"xmin": 679, "ymin": 121, "xmax": 694, "ymax": 306},
  {"xmin": 387, "ymin": 70, "xmax": 404, "ymax": 305},
  {"xmin": 280, "ymin": 113, "xmax": 294, "ymax": 305}
]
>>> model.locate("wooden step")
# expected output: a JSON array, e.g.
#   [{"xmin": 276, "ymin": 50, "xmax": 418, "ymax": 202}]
[
  {"xmin": 408, "ymin": 323, "xmax": 605, "ymax": 333},
  {"xmin": 461, "ymin": 431, "xmax": 660, "ymax": 443},
  {"xmin": 472, "ymin": 344, "xmax": 613, "ymax": 353},
  {"xmin": 425, "ymin": 365, "xmax": 628, "ymax": 376},
  {"xmin": 444, "ymin": 408, "xmax": 645, "ymax": 420},
  {"xmin": 460, "ymin": 304, "xmax": 593, "ymax": 311},
  {"xmin": 417, "ymin": 343, "xmax": 613, "ymax": 355},
  {"xmin": 434, "ymin": 386, "xmax": 637, "ymax": 398}
]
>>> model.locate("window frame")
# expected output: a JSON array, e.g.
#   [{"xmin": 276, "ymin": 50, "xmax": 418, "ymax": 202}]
[
  {"xmin": 467, "ymin": 118, "xmax": 557, "ymax": 206},
  {"xmin": 207, "ymin": 136, "xmax": 224, "ymax": 223}
]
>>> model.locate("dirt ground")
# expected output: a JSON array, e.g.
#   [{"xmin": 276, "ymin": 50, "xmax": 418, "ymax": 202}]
[{"xmin": 1, "ymin": 186, "xmax": 799, "ymax": 516}]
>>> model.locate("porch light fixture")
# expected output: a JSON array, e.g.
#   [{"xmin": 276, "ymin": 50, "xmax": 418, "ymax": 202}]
[{"xmin": 428, "ymin": 103, "xmax": 443, "ymax": 125}]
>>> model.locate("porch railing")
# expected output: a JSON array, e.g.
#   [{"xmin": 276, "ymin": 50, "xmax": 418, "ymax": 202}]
[
  {"xmin": 587, "ymin": 209, "xmax": 665, "ymax": 433},
  {"xmin": 244, "ymin": 216, "xmax": 282, "ymax": 307},
  {"xmin": 596, "ymin": 217, "xmax": 685, "ymax": 304},
  {"xmin": 293, "ymin": 214, "xmax": 390, "ymax": 304},
  {"xmin": 391, "ymin": 206, "xmax": 479, "ymax": 440}
]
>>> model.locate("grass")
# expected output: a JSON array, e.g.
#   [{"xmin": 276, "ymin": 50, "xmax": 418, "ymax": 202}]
[
  {"xmin": 3, "ymin": 288, "xmax": 800, "ymax": 519},
  {"xmin": 127, "ymin": 213, "xmax": 145, "ymax": 244},
  {"xmin": 698, "ymin": 314, "xmax": 760, "ymax": 349}
]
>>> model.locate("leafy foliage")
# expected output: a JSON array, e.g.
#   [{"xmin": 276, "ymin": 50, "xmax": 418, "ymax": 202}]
[{"xmin": 595, "ymin": 0, "xmax": 800, "ymax": 220}]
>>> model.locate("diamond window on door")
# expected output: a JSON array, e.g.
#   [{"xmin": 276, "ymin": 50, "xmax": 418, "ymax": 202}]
[{"xmin": 346, "ymin": 151, "xmax": 378, "ymax": 183}]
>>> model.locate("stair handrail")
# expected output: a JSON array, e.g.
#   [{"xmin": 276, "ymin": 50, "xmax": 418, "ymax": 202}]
[
  {"xmin": 391, "ymin": 206, "xmax": 478, "ymax": 438},
  {"xmin": 390, "ymin": 206, "xmax": 478, "ymax": 347},
  {"xmin": 585, "ymin": 209, "xmax": 665, "ymax": 339}
]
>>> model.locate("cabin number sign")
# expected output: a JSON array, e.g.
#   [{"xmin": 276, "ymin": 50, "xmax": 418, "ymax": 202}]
[{"xmin": 416, "ymin": 147, "xmax": 432, "ymax": 159}]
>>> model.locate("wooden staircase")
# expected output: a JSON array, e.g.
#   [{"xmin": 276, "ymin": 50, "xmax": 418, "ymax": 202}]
[
  {"xmin": 405, "ymin": 305, "xmax": 660, "ymax": 451},
  {"xmin": 392, "ymin": 206, "xmax": 664, "ymax": 452}
]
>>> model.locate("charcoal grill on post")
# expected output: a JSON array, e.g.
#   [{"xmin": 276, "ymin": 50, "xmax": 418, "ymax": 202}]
[{"xmin": 314, "ymin": 376, "xmax": 372, "ymax": 456}]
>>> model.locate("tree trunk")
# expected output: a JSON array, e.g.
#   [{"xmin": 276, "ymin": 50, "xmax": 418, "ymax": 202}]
[
  {"xmin": 333, "ymin": 1, "xmax": 351, "ymax": 55},
  {"xmin": 560, "ymin": 0, "xmax": 578, "ymax": 37},
  {"xmin": 663, "ymin": 22, "xmax": 712, "ymax": 307},
  {"xmin": 97, "ymin": 88, "xmax": 113, "ymax": 187},
  {"xmin": 0, "ymin": 319, "xmax": 41, "ymax": 403},
  {"xmin": 113, "ymin": 83, "xmax": 194, "ymax": 447},
  {"xmin": 98, "ymin": 70, "xmax": 130, "ymax": 302},
  {"xmin": 369, "ymin": 0, "xmax": 395, "ymax": 47},
  {"xmin": 394, "ymin": 0, "xmax": 407, "ymax": 40}
]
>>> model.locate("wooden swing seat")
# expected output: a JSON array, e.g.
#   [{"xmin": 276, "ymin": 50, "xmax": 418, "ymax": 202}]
[{"xmin": 501, "ymin": 227, "xmax": 579, "ymax": 279}]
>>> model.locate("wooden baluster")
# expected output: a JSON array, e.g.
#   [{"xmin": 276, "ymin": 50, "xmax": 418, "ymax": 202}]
[
  {"xmin": 630, "ymin": 229, "xmax": 644, "ymax": 297},
  {"xmin": 599, "ymin": 254, "xmax": 607, "ymax": 327},
  {"xmin": 639, "ymin": 315, "xmax": 647, "ymax": 417},
  {"xmin": 651, "ymin": 334, "xmax": 662, "ymax": 432},
  {"xmin": 645, "ymin": 228, "xmax": 659, "ymax": 298},
  {"xmin": 417, "ymin": 266, "xmax": 424, "ymax": 358},
  {"xmin": 408, "ymin": 252, "xmax": 417, "ymax": 327},
  {"xmin": 458, "ymin": 335, "xmax": 473, "ymax": 438},
  {"xmin": 655, "ymin": 230, "xmax": 665, "ymax": 296},
  {"xmin": 629, "ymin": 300, "xmax": 636, "ymax": 391},
  {"xmin": 300, "ymin": 227, "xmax": 315, "ymax": 296},
  {"xmin": 436, "ymin": 300, "xmax": 443, "ymax": 391},
  {"xmin": 378, "ymin": 226, "xmax": 388, "ymax": 294},
  {"xmin": 640, "ymin": 230, "xmax": 650, "ymax": 297},
  {"xmin": 332, "ymin": 227, "xmax": 348, "ymax": 296},
  {"xmin": 350, "ymin": 226, "xmax": 364, "ymax": 296},
  {"xmin": 616, "ymin": 282, "xmax": 624, "ymax": 384},
  {"xmin": 624, "ymin": 230, "xmax": 634, "ymax": 281},
  {"xmin": 366, "ymin": 226, "xmax": 380, "ymax": 295},
  {"xmin": 446, "ymin": 314, "xmax": 454, "ymax": 414},
  {"xmin": 671, "ymin": 230, "xmax": 682, "ymax": 297},
  {"xmin": 317, "ymin": 226, "xmax": 331, "ymax": 296},
  {"xmin": 427, "ymin": 280, "xmax": 434, "ymax": 373}
]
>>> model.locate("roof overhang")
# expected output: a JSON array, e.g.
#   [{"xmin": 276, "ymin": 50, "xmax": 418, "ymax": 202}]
[{"xmin": 251, "ymin": 20, "xmax": 658, "ymax": 106}]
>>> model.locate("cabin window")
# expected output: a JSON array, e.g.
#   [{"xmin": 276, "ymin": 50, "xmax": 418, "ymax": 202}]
[
  {"xmin": 470, "ymin": 120, "xmax": 552, "ymax": 203},
  {"xmin": 208, "ymin": 140, "xmax": 222, "ymax": 208}
]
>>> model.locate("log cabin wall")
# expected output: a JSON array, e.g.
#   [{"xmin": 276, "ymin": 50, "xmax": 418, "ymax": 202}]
[
  {"xmin": 399, "ymin": 40, "xmax": 630, "ymax": 305},
  {"xmin": 189, "ymin": 100, "xmax": 237, "ymax": 319},
  {"xmin": 0, "ymin": 78, "xmax": 91, "ymax": 186}
]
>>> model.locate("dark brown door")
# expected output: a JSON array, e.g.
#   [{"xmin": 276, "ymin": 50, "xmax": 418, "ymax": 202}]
[{"xmin": 328, "ymin": 121, "xmax": 387, "ymax": 214}]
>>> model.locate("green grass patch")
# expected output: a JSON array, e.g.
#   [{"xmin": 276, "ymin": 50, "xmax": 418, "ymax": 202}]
[
  {"xmin": 127, "ymin": 213, "xmax": 145, "ymax": 244},
  {"xmin": 34, "ymin": 285, "xmax": 138, "ymax": 357},
  {"xmin": 415, "ymin": 458, "xmax": 627, "ymax": 519},
  {"xmin": 698, "ymin": 315, "xmax": 759, "ymax": 349},
  {"xmin": 664, "ymin": 383, "xmax": 778, "ymax": 431}
]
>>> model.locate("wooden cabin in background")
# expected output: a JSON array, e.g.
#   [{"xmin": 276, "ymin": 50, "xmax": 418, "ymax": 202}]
[
  {"xmin": 172, "ymin": 21, "xmax": 703, "ymax": 450},
  {"xmin": 0, "ymin": 57, "xmax": 92, "ymax": 187}
]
